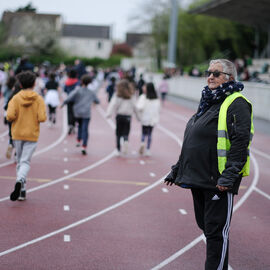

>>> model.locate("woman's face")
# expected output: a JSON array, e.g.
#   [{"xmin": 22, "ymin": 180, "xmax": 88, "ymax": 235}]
[{"xmin": 207, "ymin": 63, "xmax": 228, "ymax": 90}]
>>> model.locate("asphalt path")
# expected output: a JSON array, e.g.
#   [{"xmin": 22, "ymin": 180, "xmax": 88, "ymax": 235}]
[{"xmin": 0, "ymin": 86, "xmax": 269, "ymax": 270}]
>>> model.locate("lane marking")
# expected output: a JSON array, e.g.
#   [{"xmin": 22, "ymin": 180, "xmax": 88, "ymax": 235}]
[
  {"xmin": 64, "ymin": 185, "xmax": 69, "ymax": 190},
  {"xmin": 0, "ymin": 176, "xmax": 149, "ymax": 186},
  {"xmin": 0, "ymin": 130, "xmax": 8, "ymax": 138},
  {"xmin": 0, "ymin": 107, "xmax": 68, "ymax": 168},
  {"xmin": 150, "ymin": 172, "xmax": 156, "ymax": 177},
  {"xmin": 64, "ymin": 158, "xmax": 68, "ymax": 162},
  {"xmin": 96, "ymin": 105, "xmax": 115, "ymax": 129},
  {"xmin": 0, "ymin": 151, "xmax": 116, "ymax": 202},
  {"xmin": 70, "ymin": 178, "xmax": 149, "ymax": 186},
  {"xmin": 64, "ymin": 170, "xmax": 69, "ymax": 174},
  {"xmin": 252, "ymin": 148, "xmax": 270, "ymax": 160},
  {"xmin": 64, "ymin": 148, "xmax": 68, "ymax": 152},
  {"xmin": 0, "ymin": 174, "xmax": 167, "ymax": 257},
  {"xmin": 0, "ymin": 176, "xmax": 50, "ymax": 183},
  {"xmin": 140, "ymin": 160, "xmax": 145, "ymax": 165},
  {"xmin": 162, "ymin": 188, "xmax": 169, "ymax": 193},
  {"xmin": 162, "ymin": 108, "xmax": 190, "ymax": 122},
  {"xmin": 151, "ymin": 235, "xmax": 204, "ymax": 270},
  {"xmin": 178, "ymin": 209, "xmax": 187, "ymax": 215},
  {"xmin": 64, "ymin": 235, "xmax": 70, "ymax": 242},
  {"xmin": 254, "ymin": 187, "xmax": 270, "ymax": 200},
  {"xmin": 63, "ymin": 205, "xmax": 70, "ymax": 211}
]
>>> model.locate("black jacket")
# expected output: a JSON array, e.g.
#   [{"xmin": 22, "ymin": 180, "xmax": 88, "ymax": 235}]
[{"xmin": 165, "ymin": 96, "xmax": 252, "ymax": 194}]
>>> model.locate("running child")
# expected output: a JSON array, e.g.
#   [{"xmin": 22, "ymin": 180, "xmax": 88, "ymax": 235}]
[
  {"xmin": 136, "ymin": 82, "xmax": 160, "ymax": 156},
  {"xmin": 7, "ymin": 71, "xmax": 47, "ymax": 201}
]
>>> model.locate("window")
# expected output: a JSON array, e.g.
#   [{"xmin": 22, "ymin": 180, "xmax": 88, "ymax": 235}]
[{"xmin": 97, "ymin": 41, "xmax": 103, "ymax": 50}]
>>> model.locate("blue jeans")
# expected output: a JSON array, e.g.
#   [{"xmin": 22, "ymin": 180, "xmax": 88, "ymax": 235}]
[{"xmin": 77, "ymin": 118, "xmax": 90, "ymax": 147}]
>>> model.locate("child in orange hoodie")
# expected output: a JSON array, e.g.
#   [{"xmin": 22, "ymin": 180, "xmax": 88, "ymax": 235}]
[{"xmin": 7, "ymin": 71, "xmax": 47, "ymax": 201}]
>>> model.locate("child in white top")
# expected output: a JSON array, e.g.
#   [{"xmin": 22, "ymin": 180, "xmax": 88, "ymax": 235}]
[
  {"xmin": 106, "ymin": 79, "xmax": 139, "ymax": 156},
  {"xmin": 136, "ymin": 82, "xmax": 160, "ymax": 156}
]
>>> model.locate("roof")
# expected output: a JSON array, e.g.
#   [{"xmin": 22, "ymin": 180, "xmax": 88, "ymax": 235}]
[
  {"xmin": 126, "ymin": 32, "xmax": 151, "ymax": 47},
  {"xmin": 190, "ymin": 0, "xmax": 270, "ymax": 30},
  {"xmin": 2, "ymin": 11, "xmax": 61, "ymax": 21},
  {"xmin": 62, "ymin": 24, "xmax": 111, "ymax": 39}
]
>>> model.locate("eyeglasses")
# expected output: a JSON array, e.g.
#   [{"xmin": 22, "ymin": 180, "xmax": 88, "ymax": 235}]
[{"xmin": 205, "ymin": 70, "xmax": 231, "ymax": 78}]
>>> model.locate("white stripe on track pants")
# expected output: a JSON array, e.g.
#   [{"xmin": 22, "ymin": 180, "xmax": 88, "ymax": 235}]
[{"xmin": 191, "ymin": 188, "xmax": 234, "ymax": 270}]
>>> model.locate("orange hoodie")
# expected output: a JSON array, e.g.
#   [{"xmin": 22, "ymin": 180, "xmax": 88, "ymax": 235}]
[{"xmin": 7, "ymin": 90, "xmax": 47, "ymax": 142}]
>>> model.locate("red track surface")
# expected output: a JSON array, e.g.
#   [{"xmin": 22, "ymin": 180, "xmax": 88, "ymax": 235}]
[{"xmin": 0, "ymin": 87, "xmax": 269, "ymax": 270}]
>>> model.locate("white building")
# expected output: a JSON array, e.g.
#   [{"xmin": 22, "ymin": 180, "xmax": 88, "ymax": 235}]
[{"xmin": 60, "ymin": 24, "xmax": 113, "ymax": 59}]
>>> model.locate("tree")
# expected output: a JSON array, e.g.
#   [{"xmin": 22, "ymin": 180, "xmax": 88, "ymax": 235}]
[
  {"xmin": 16, "ymin": 3, "xmax": 36, "ymax": 13},
  {"xmin": 111, "ymin": 43, "xmax": 133, "ymax": 57}
]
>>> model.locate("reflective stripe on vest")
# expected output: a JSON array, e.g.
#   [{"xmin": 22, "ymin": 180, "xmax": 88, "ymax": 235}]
[{"xmin": 217, "ymin": 92, "xmax": 254, "ymax": 176}]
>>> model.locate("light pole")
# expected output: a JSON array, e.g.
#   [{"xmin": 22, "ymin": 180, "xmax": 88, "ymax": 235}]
[{"xmin": 167, "ymin": 0, "xmax": 179, "ymax": 67}]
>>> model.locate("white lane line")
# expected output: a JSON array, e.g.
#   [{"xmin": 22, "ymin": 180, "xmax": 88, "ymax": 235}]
[
  {"xmin": 64, "ymin": 235, "xmax": 70, "ymax": 242},
  {"xmin": 151, "ymin": 152, "xmax": 259, "ymax": 270},
  {"xmin": 64, "ymin": 170, "xmax": 69, "ymax": 174},
  {"xmin": 0, "ymin": 130, "xmax": 8, "ymax": 138},
  {"xmin": 251, "ymin": 147, "xmax": 270, "ymax": 160},
  {"xmin": 254, "ymin": 187, "xmax": 270, "ymax": 200},
  {"xmin": 63, "ymin": 205, "xmax": 70, "ymax": 211},
  {"xmin": 0, "ymin": 107, "xmax": 68, "ymax": 168},
  {"xmin": 64, "ymin": 185, "xmax": 69, "ymax": 190},
  {"xmin": 162, "ymin": 188, "xmax": 169, "ymax": 193},
  {"xmin": 96, "ymin": 105, "xmax": 115, "ymax": 129},
  {"xmin": 151, "ymin": 235, "xmax": 204, "ymax": 270},
  {"xmin": 178, "ymin": 209, "xmax": 187, "ymax": 215},
  {"xmin": 64, "ymin": 148, "xmax": 68, "ymax": 153},
  {"xmin": 157, "ymin": 124, "xmax": 182, "ymax": 147},
  {"xmin": 162, "ymin": 108, "xmax": 190, "ymax": 122},
  {"xmin": 0, "ymin": 174, "xmax": 166, "ymax": 257},
  {"xmin": 64, "ymin": 157, "xmax": 68, "ymax": 162},
  {"xmin": 150, "ymin": 172, "xmax": 156, "ymax": 177},
  {"xmin": 140, "ymin": 160, "xmax": 145, "ymax": 165},
  {"xmin": 0, "ymin": 150, "xmax": 116, "ymax": 202}
]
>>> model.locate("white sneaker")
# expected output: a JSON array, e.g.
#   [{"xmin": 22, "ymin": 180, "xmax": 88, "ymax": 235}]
[
  {"xmin": 139, "ymin": 143, "xmax": 145, "ymax": 155},
  {"xmin": 145, "ymin": 149, "xmax": 151, "ymax": 156},
  {"xmin": 115, "ymin": 149, "xmax": 121, "ymax": 157},
  {"xmin": 6, "ymin": 144, "xmax": 13, "ymax": 159},
  {"xmin": 122, "ymin": 141, "xmax": 128, "ymax": 155}
]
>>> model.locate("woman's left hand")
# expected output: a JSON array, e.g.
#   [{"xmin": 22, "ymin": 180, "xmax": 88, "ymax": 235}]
[{"xmin": 216, "ymin": 185, "xmax": 229, "ymax": 192}]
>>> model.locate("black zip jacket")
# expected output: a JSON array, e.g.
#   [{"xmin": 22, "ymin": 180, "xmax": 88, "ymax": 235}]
[{"xmin": 165, "ymin": 96, "xmax": 252, "ymax": 194}]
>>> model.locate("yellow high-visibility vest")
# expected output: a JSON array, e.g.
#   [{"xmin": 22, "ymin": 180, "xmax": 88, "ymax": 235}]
[{"xmin": 217, "ymin": 92, "xmax": 254, "ymax": 176}]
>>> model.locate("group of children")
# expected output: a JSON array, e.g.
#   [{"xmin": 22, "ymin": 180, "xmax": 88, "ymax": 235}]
[
  {"xmin": 4, "ymin": 69, "xmax": 163, "ymax": 202},
  {"xmin": 106, "ymin": 79, "xmax": 160, "ymax": 157}
]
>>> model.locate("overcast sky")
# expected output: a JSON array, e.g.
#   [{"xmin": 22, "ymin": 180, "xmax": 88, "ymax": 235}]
[{"xmin": 0, "ymin": 0, "xmax": 192, "ymax": 41}]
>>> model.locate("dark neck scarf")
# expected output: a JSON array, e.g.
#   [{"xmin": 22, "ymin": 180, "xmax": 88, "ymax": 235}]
[{"xmin": 196, "ymin": 81, "xmax": 244, "ymax": 117}]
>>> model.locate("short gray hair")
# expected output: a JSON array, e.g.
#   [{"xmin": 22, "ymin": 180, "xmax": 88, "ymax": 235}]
[{"xmin": 209, "ymin": 59, "xmax": 237, "ymax": 80}]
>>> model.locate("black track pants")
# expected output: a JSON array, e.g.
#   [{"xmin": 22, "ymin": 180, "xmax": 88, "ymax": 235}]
[{"xmin": 191, "ymin": 188, "xmax": 234, "ymax": 270}]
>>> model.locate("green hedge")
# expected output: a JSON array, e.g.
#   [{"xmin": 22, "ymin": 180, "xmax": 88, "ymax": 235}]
[{"xmin": 0, "ymin": 46, "xmax": 123, "ymax": 68}]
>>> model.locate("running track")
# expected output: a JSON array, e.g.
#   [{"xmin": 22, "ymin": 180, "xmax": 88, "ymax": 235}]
[{"xmin": 0, "ymin": 87, "xmax": 269, "ymax": 270}]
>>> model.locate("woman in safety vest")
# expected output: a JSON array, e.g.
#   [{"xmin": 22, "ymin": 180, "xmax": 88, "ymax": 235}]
[{"xmin": 164, "ymin": 59, "xmax": 253, "ymax": 270}]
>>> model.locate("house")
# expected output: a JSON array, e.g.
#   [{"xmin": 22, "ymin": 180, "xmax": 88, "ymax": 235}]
[
  {"xmin": 60, "ymin": 24, "xmax": 112, "ymax": 59},
  {"xmin": 1, "ymin": 11, "xmax": 113, "ymax": 59},
  {"xmin": 1, "ymin": 11, "xmax": 62, "ymax": 50},
  {"xmin": 126, "ymin": 32, "xmax": 152, "ymax": 58}
]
